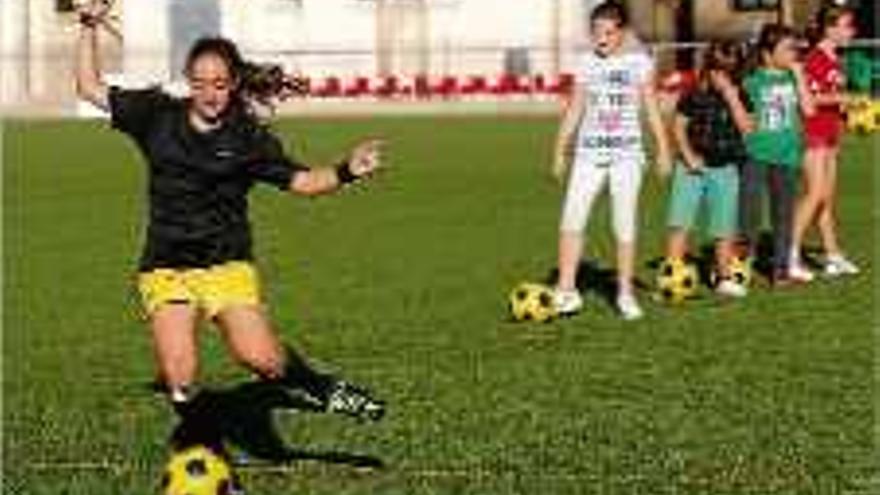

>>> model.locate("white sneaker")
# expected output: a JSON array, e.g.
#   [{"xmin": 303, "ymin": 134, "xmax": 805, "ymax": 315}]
[
  {"xmin": 616, "ymin": 293, "xmax": 643, "ymax": 321},
  {"xmin": 553, "ymin": 289, "xmax": 583, "ymax": 315},
  {"xmin": 787, "ymin": 263, "xmax": 815, "ymax": 283},
  {"xmin": 789, "ymin": 249, "xmax": 803, "ymax": 267},
  {"xmin": 716, "ymin": 279, "xmax": 748, "ymax": 298},
  {"xmin": 824, "ymin": 254, "xmax": 860, "ymax": 277}
]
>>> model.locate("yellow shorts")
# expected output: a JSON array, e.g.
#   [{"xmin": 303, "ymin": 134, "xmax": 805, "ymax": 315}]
[{"xmin": 137, "ymin": 261, "xmax": 261, "ymax": 318}]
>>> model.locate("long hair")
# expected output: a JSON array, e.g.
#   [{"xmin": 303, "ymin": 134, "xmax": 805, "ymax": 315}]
[
  {"xmin": 804, "ymin": 3, "xmax": 853, "ymax": 47},
  {"xmin": 184, "ymin": 37, "xmax": 305, "ymax": 121},
  {"xmin": 744, "ymin": 23, "xmax": 797, "ymax": 71},
  {"xmin": 686, "ymin": 41, "xmax": 745, "ymax": 156},
  {"xmin": 696, "ymin": 40, "xmax": 744, "ymax": 91}
]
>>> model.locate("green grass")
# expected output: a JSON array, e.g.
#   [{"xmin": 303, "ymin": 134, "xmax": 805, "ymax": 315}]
[{"xmin": 3, "ymin": 117, "xmax": 876, "ymax": 494}]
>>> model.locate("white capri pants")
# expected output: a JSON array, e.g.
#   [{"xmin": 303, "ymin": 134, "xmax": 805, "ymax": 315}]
[{"xmin": 559, "ymin": 153, "xmax": 645, "ymax": 243}]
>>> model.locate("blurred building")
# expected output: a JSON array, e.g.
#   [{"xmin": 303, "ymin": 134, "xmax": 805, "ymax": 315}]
[{"xmin": 1, "ymin": 0, "xmax": 871, "ymax": 114}]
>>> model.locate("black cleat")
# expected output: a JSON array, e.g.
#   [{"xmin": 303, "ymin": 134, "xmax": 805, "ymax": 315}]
[
  {"xmin": 169, "ymin": 391, "xmax": 226, "ymax": 455},
  {"xmin": 324, "ymin": 381, "xmax": 386, "ymax": 422}
]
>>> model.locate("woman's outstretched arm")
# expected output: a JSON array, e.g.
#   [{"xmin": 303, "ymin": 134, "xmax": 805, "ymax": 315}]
[
  {"xmin": 74, "ymin": 1, "xmax": 111, "ymax": 110},
  {"xmin": 289, "ymin": 139, "xmax": 385, "ymax": 196}
]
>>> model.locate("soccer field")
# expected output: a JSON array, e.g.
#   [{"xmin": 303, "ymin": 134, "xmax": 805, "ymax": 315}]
[{"xmin": 3, "ymin": 117, "xmax": 876, "ymax": 494}]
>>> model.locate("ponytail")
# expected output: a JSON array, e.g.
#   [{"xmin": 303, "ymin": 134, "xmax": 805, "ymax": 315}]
[{"xmin": 185, "ymin": 37, "xmax": 306, "ymax": 121}]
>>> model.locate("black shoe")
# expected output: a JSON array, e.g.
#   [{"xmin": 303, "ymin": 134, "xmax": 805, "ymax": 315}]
[
  {"xmin": 169, "ymin": 392, "xmax": 226, "ymax": 454},
  {"xmin": 324, "ymin": 381, "xmax": 386, "ymax": 422}
]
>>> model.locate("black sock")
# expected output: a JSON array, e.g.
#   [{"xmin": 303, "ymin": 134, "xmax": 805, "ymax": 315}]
[
  {"xmin": 277, "ymin": 345, "xmax": 336, "ymax": 402},
  {"xmin": 167, "ymin": 386, "xmax": 224, "ymax": 454}
]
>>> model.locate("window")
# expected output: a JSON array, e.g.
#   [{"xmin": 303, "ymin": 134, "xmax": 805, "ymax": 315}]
[{"xmin": 731, "ymin": 0, "xmax": 779, "ymax": 11}]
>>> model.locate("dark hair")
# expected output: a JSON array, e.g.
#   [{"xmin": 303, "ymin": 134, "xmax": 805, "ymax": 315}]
[
  {"xmin": 590, "ymin": 1, "xmax": 629, "ymax": 27},
  {"xmin": 698, "ymin": 40, "xmax": 743, "ymax": 89},
  {"xmin": 804, "ymin": 3, "xmax": 853, "ymax": 46},
  {"xmin": 185, "ymin": 37, "xmax": 245, "ymax": 79},
  {"xmin": 754, "ymin": 23, "xmax": 797, "ymax": 66},
  {"xmin": 184, "ymin": 37, "xmax": 305, "ymax": 120}
]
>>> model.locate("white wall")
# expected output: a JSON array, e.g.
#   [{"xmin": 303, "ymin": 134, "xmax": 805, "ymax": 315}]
[
  {"xmin": 0, "ymin": 0, "xmax": 29, "ymax": 105},
  {"xmin": 222, "ymin": 0, "xmax": 375, "ymax": 76},
  {"xmin": 122, "ymin": 0, "xmax": 171, "ymax": 83}
]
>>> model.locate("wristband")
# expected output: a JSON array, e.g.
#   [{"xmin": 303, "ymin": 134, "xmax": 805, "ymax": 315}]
[{"xmin": 335, "ymin": 160, "xmax": 359, "ymax": 185}]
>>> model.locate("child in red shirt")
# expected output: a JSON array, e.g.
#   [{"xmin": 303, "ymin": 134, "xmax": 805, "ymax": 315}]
[{"xmin": 790, "ymin": 4, "xmax": 859, "ymax": 280}]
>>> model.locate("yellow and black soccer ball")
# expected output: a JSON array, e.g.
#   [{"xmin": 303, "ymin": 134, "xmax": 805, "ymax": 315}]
[
  {"xmin": 846, "ymin": 97, "xmax": 880, "ymax": 134},
  {"xmin": 162, "ymin": 446, "xmax": 243, "ymax": 495},
  {"xmin": 509, "ymin": 282, "xmax": 557, "ymax": 323},
  {"xmin": 709, "ymin": 256, "xmax": 753, "ymax": 288},
  {"xmin": 656, "ymin": 258, "xmax": 699, "ymax": 303},
  {"xmin": 726, "ymin": 256, "xmax": 752, "ymax": 287}
]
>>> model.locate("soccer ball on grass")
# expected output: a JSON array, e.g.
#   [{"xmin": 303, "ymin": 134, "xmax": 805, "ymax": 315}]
[
  {"xmin": 656, "ymin": 258, "xmax": 699, "ymax": 303},
  {"xmin": 509, "ymin": 282, "xmax": 558, "ymax": 322},
  {"xmin": 162, "ymin": 445, "xmax": 243, "ymax": 495}
]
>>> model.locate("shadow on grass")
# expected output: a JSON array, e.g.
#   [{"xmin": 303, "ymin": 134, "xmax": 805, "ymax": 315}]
[
  {"xmin": 642, "ymin": 231, "xmax": 826, "ymax": 285},
  {"xmin": 544, "ymin": 259, "xmax": 651, "ymax": 310},
  {"xmin": 164, "ymin": 380, "xmax": 384, "ymax": 470}
]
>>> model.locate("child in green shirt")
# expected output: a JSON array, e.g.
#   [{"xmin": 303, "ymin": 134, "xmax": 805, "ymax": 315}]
[{"xmin": 740, "ymin": 23, "xmax": 814, "ymax": 286}]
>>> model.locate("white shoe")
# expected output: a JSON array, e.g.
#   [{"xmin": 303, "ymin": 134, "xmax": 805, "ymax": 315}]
[
  {"xmin": 789, "ymin": 248, "xmax": 803, "ymax": 267},
  {"xmin": 824, "ymin": 254, "xmax": 860, "ymax": 277},
  {"xmin": 787, "ymin": 263, "xmax": 815, "ymax": 283},
  {"xmin": 616, "ymin": 293, "xmax": 643, "ymax": 321},
  {"xmin": 553, "ymin": 289, "xmax": 583, "ymax": 315},
  {"xmin": 716, "ymin": 279, "xmax": 748, "ymax": 298}
]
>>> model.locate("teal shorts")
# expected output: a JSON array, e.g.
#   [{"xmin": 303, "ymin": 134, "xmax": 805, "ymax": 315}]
[{"xmin": 666, "ymin": 162, "xmax": 740, "ymax": 239}]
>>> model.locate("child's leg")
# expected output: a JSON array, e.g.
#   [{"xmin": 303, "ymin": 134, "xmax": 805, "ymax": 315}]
[
  {"xmin": 557, "ymin": 160, "xmax": 608, "ymax": 291},
  {"xmin": 665, "ymin": 163, "xmax": 703, "ymax": 260},
  {"xmin": 792, "ymin": 147, "xmax": 828, "ymax": 261},
  {"xmin": 706, "ymin": 165, "xmax": 740, "ymax": 275},
  {"xmin": 817, "ymin": 146, "xmax": 843, "ymax": 256},
  {"xmin": 768, "ymin": 166, "xmax": 797, "ymax": 275},
  {"xmin": 716, "ymin": 238, "xmax": 736, "ymax": 276},
  {"xmin": 557, "ymin": 233, "xmax": 583, "ymax": 292},
  {"xmin": 667, "ymin": 229, "xmax": 689, "ymax": 260},
  {"xmin": 816, "ymin": 148, "xmax": 858, "ymax": 274},
  {"xmin": 738, "ymin": 160, "xmax": 764, "ymax": 257},
  {"xmin": 609, "ymin": 157, "xmax": 645, "ymax": 296}
]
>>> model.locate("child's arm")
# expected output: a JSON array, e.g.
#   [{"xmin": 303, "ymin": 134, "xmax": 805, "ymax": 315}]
[
  {"xmin": 810, "ymin": 90, "xmax": 851, "ymax": 107},
  {"xmin": 641, "ymin": 77, "xmax": 672, "ymax": 177},
  {"xmin": 711, "ymin": 71, "xmax": 755, "ymax": 134},
  {"xmin": 806, "ymin": 77, "xmax": 858, "ymax": 109},
  {"xmin": 552, "ymin": 85, "xmax": 586, "ymax": 182},
  {"xmin": 790, "ymin": 63, "xmax": 816, "ymax": 117},
  {"xmin": 672, "ymin": 113, "xmax": 703, "ymax": 173}
]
